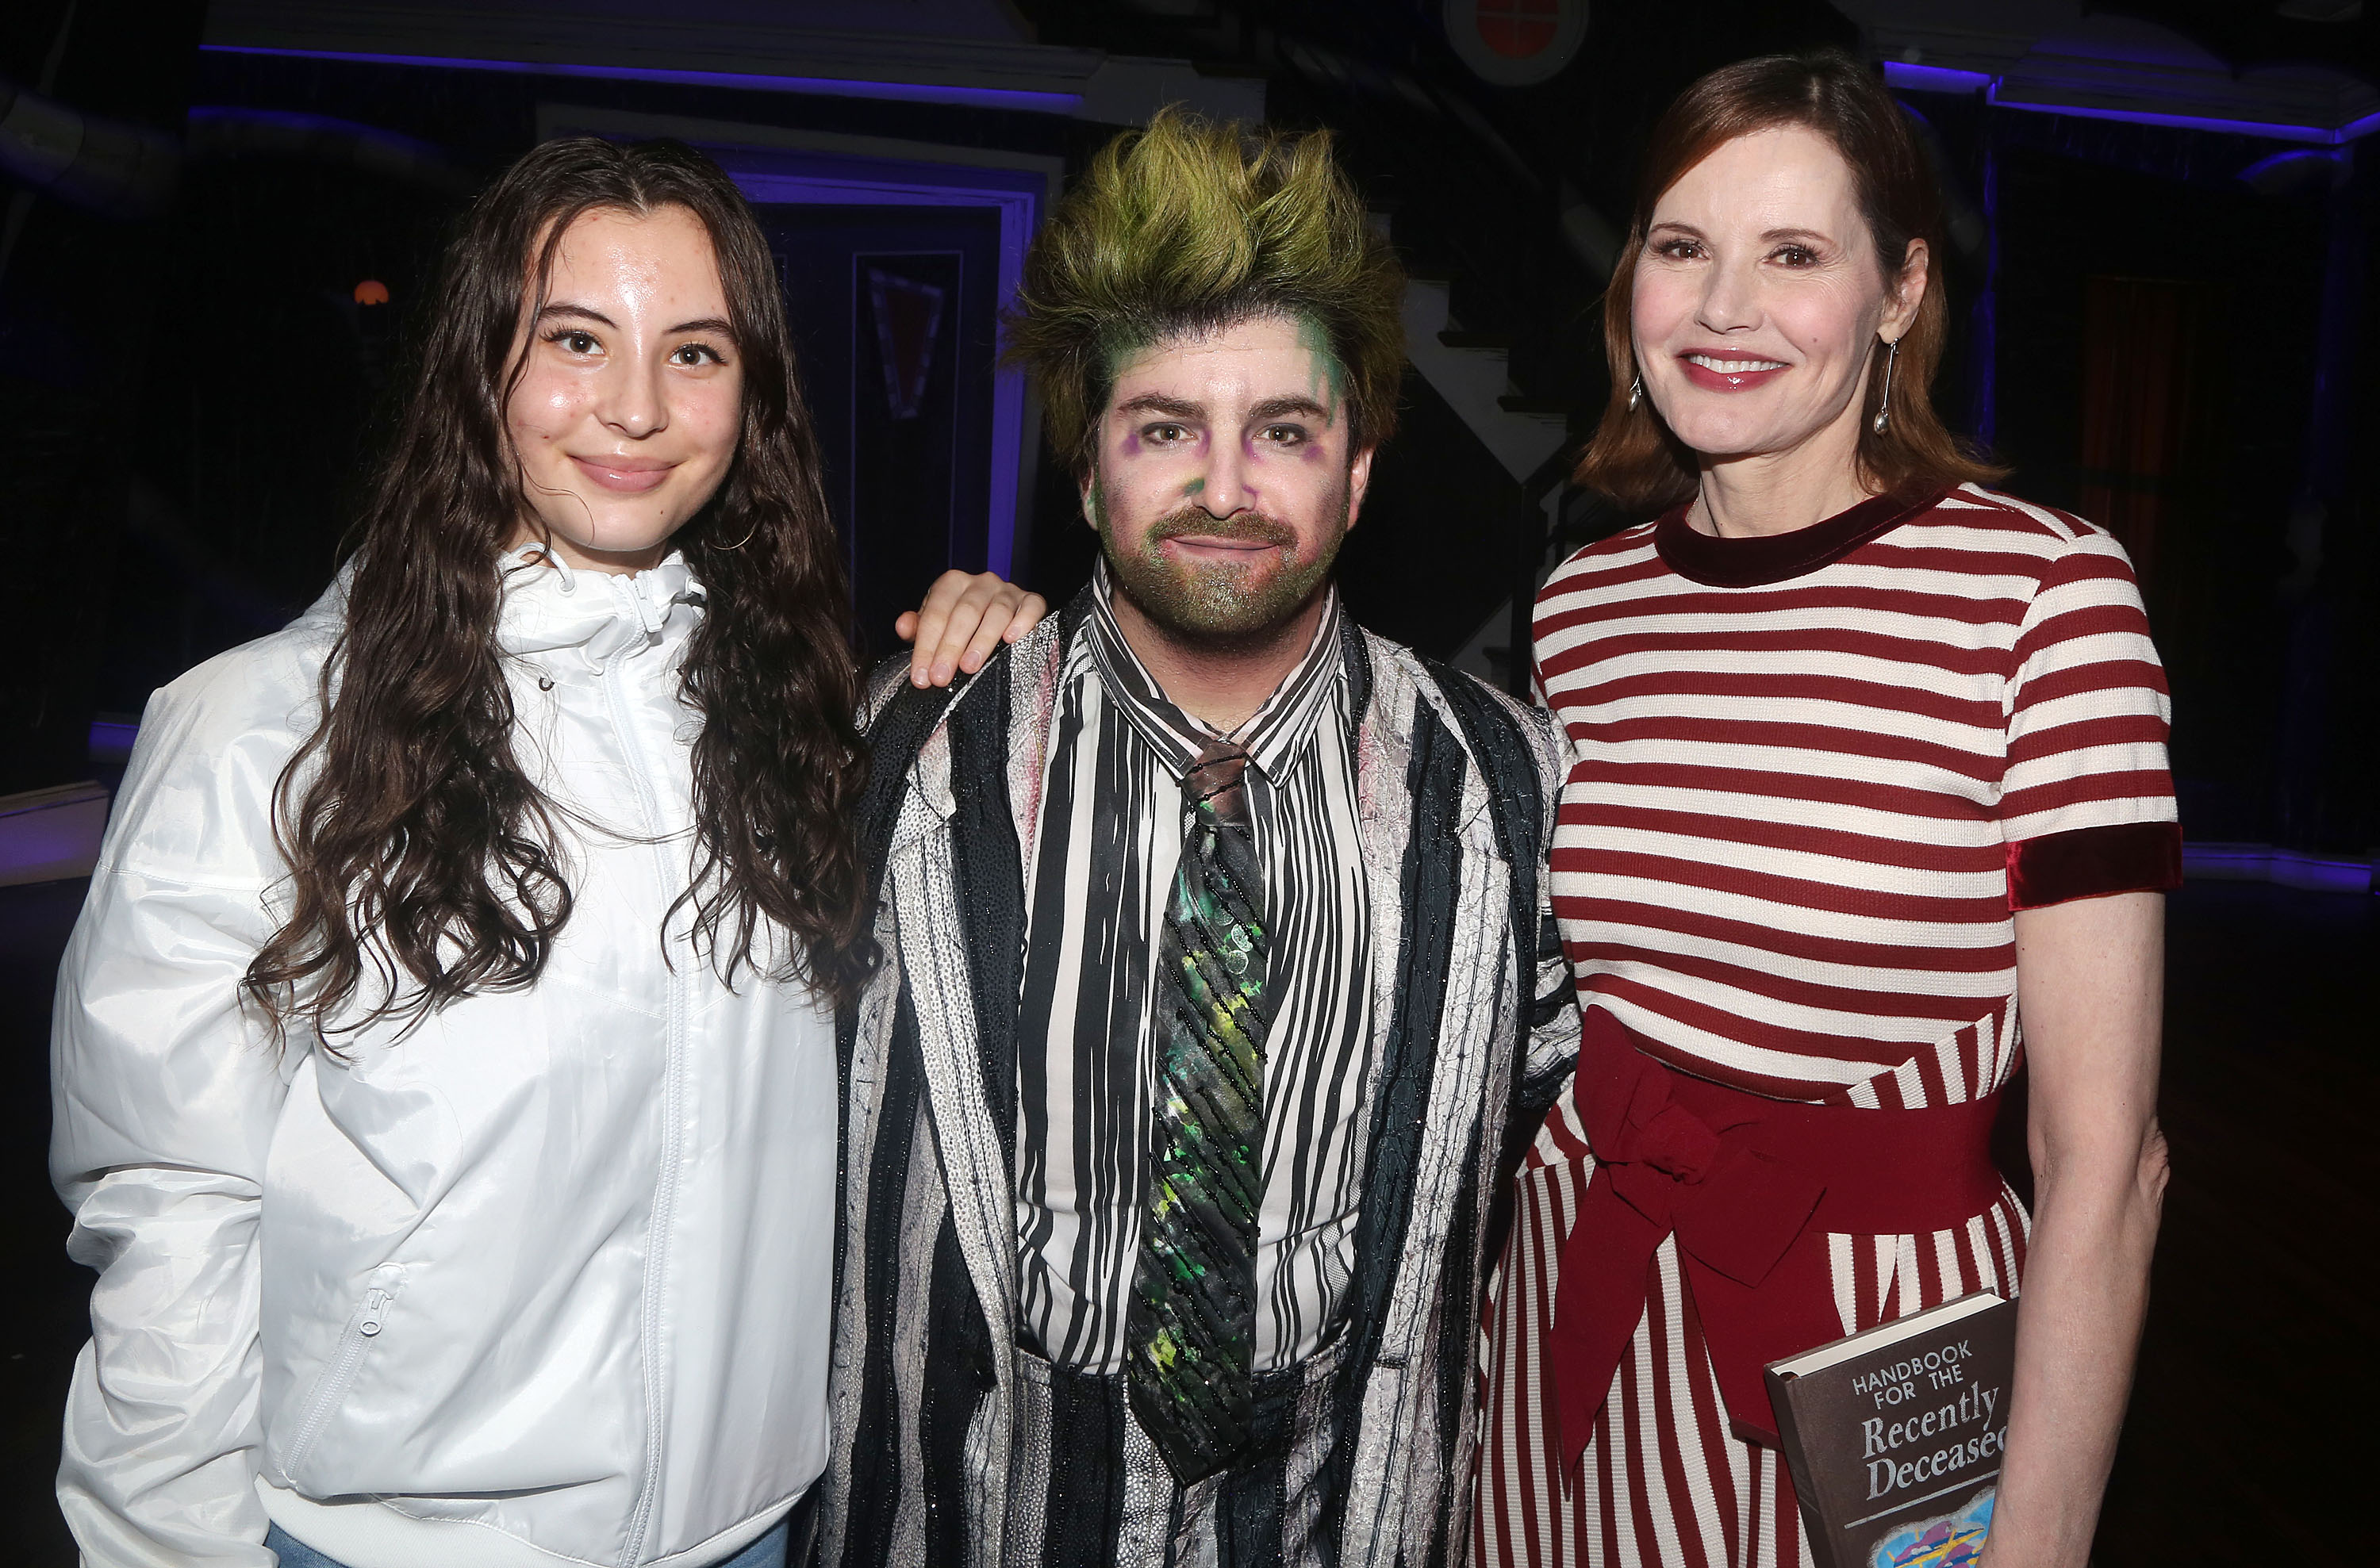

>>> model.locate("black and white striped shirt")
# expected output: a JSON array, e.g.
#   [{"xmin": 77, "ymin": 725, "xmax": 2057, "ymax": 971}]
[{"xmin": 1015, "ymin": 565, "xmax": 1376, "ymax": 1374}]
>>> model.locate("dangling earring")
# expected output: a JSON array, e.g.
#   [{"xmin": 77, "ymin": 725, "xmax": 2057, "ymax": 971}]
[
  {"xmin": 1871, "ymin": 337, "xmax": 1900, "ymax": 435},
  {"xmin": 1628, "ymin": 374, "xmax": 1644, "ymax": 412}
]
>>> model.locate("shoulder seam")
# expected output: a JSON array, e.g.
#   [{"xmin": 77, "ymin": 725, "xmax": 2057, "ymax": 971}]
[
  {"xmin": 1541, "ymin": 523, "xmax": 1660, "ymax": 597},
  {"xmin": 1942, "ymin": 483, "xmax": 2098, "ymax": 544},
  {"xmin": 1572, "ymin": 521, "xmax": 1658, "ymax": 558}
]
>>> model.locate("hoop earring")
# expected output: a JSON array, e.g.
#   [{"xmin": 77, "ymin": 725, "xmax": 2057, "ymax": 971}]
[
  {"xmin": 714, "ymin": 516, "xmax": 759, "ymax": 551},
  {"xmin": 1871, "ymin": 337, "xmax": 1900, "ymax": 435},
  {"xmin": 1628, "ymin": 374, "xmax": 1644, "ymax": 412}
]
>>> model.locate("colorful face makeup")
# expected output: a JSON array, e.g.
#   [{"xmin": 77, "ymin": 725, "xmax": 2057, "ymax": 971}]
[{"xmin": 1085, "ymin": 312, "xmax": 1371, "ymax": 642}]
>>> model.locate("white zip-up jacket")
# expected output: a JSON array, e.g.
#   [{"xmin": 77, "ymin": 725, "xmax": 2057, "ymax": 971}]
[{"xmin": 51, "ymin": 552, "xmax": 836, "ymax": 1568}]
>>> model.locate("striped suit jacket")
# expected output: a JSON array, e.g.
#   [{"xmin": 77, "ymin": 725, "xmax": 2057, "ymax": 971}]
[{"xmin": 822, "ymin": 597, "xmax": 1580, "ymax": 1568}]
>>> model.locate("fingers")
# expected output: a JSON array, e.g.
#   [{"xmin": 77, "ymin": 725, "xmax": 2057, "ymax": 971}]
[
  {"xmin": 954, "ymin": 588, "xmax": 1046, "ymax": 677},
  {"xmin": 924, "ymin": 575, "xmax": 998, "ymax": 687},
  {"xmin": 904, "ymin": 571, "xmax": 974, "ymax": 687},
  {"xmin": 900, "ymin": 573, "xmax": 1007, "ymax": 687},
  {"xmin": 902, "ymin": 577, "xmax": 1058, "ymax": 688},
  {"xmin": 1006, "ymin": 594, "xmax": 1050, "ymax": 643}
]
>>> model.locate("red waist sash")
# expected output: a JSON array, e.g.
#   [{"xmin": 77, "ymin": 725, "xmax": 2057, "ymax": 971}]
[{"xmin": 1547, "ymin": 1011, "xmax": 2006, "ymax": 1464}]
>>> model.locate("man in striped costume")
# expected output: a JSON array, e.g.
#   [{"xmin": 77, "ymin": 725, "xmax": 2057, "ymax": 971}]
[{"xmin": 820, "ymin": 112, "xmax": 1578, "ymax": 1568}]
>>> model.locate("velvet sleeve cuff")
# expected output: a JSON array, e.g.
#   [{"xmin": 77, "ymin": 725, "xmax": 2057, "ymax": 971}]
[{"xmin": 2005, "ymin": 821, "xmax": 2182, "ymax": 911}]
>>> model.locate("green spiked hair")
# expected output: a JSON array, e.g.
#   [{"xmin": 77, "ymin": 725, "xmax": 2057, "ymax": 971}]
[{"xmin": 1007, "ymin": 107, "xmax": 1406, "ymax": 475}]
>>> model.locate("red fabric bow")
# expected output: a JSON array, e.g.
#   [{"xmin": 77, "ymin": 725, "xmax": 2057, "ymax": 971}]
[{"xmin": 1546, "ymin": 1013, "xmax": 2006, "ymax": 1464}]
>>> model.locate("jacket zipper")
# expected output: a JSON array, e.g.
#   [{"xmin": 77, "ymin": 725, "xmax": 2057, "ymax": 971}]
[
  {"xmin": 279, "ymin": 1267, "xmax": 405, "ymax": 1479},
  {"xmin": 602, "ymin": 657, "xmax": 690, "ymax": 1567}
]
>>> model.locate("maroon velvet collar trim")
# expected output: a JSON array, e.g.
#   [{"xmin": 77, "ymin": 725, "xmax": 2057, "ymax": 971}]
[{"xmin": 1655, "ymin": 486, "xmax": 1946, "ymax": 588}]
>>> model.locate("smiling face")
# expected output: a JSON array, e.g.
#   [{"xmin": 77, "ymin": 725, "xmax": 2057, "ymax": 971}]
[
  {"xmin": 504, "ymin": 204, "xmax": 743, "ymax": 573},
  {"xmin": 1630, "ymin": 124, "xmax": 1924, "ymax": 470},
  {"xmin": 1084, "ymin": 312, "xmax": 1372, "ymax": 645}
]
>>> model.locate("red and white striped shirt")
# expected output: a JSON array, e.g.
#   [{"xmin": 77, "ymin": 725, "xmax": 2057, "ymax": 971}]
[
  {"xmin": 1472, "ymin": 485, "xmax": 2178, "ymax": 1568},
  {"xmin": 1533, "ymin": 481, "xmax": 2177, "ymax": 1107}
]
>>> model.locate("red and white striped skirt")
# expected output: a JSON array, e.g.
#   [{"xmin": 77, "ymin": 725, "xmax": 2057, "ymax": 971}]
[{"xmin": 1471, "ymin": 1077, "xmax": 2032, "ymax": 1568}]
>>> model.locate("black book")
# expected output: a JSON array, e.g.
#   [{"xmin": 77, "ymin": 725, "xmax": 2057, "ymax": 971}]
[{"xmin": 1764, "ymin": 1290, "xmax": 2017, "ymax": 1568}]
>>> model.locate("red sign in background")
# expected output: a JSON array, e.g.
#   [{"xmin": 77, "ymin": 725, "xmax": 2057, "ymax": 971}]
[
  {"xmin": 1446, "ymin": 0, "xmax": 1587, "ymax": 85},
  {"xmin": 1476, "ymin": 0, "xmax": 1564, "ymax": 59}
]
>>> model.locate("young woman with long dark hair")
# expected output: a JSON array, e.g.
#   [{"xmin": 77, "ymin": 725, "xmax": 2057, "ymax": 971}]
[{"xmin": 48, "ymin": 136, "xmax": 1026, "ymax": 1568}]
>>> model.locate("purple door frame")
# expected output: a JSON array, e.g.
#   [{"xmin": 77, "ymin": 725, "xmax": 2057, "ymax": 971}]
[{"xmin": 720, "ymin": 151, "xmax": 1041, "ymax": 578}]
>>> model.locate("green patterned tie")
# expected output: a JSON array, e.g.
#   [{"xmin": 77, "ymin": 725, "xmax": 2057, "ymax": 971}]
[{"xmin": 1127, "ymin": 737, "xmax": 1268, "ymax": 1484}]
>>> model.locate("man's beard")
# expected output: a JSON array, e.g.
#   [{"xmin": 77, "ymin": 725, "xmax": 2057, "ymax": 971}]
[{"xmin": 1098, "ymin": 489, "xmax": 1349, "ymax": 648}]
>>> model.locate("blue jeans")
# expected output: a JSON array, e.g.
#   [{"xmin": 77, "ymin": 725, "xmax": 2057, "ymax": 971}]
[{"xmin": 265, "ymin": 1516, "xmax": 790, "ymax": 1568}]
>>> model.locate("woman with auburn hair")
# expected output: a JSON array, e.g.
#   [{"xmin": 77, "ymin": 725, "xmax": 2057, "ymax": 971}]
[
  {"xmin": 1473, "ymin": 49, "xmax": 2177, "ymax": 1568},
  {"xmin": 49, "ymin": 136, "xmax": 1027, "ymax": 1568}
]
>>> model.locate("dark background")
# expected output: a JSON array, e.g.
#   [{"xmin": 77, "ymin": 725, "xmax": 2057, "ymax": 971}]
[
  {"xmin": 7, "ymin": 0, "xmax": 2375, "ymax": 846},
  {"xmin": 4, "ymin": 1, "xmax": 2376, "ymax": 1562}
]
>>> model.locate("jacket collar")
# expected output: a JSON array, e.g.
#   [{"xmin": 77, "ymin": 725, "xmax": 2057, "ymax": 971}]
[{"xmin": 495, "ymin": 546, "xmax": 704, "ymax": 673}]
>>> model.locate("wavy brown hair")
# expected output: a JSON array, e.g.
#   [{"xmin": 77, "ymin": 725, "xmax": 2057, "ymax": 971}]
[
  {"xmin": 1576, "ymin": 49, "xmax": 2003, "ymax": 515},
  {"xmin": 245, "ymin": 137, "xmax": 871, "ymax": 1042}
]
